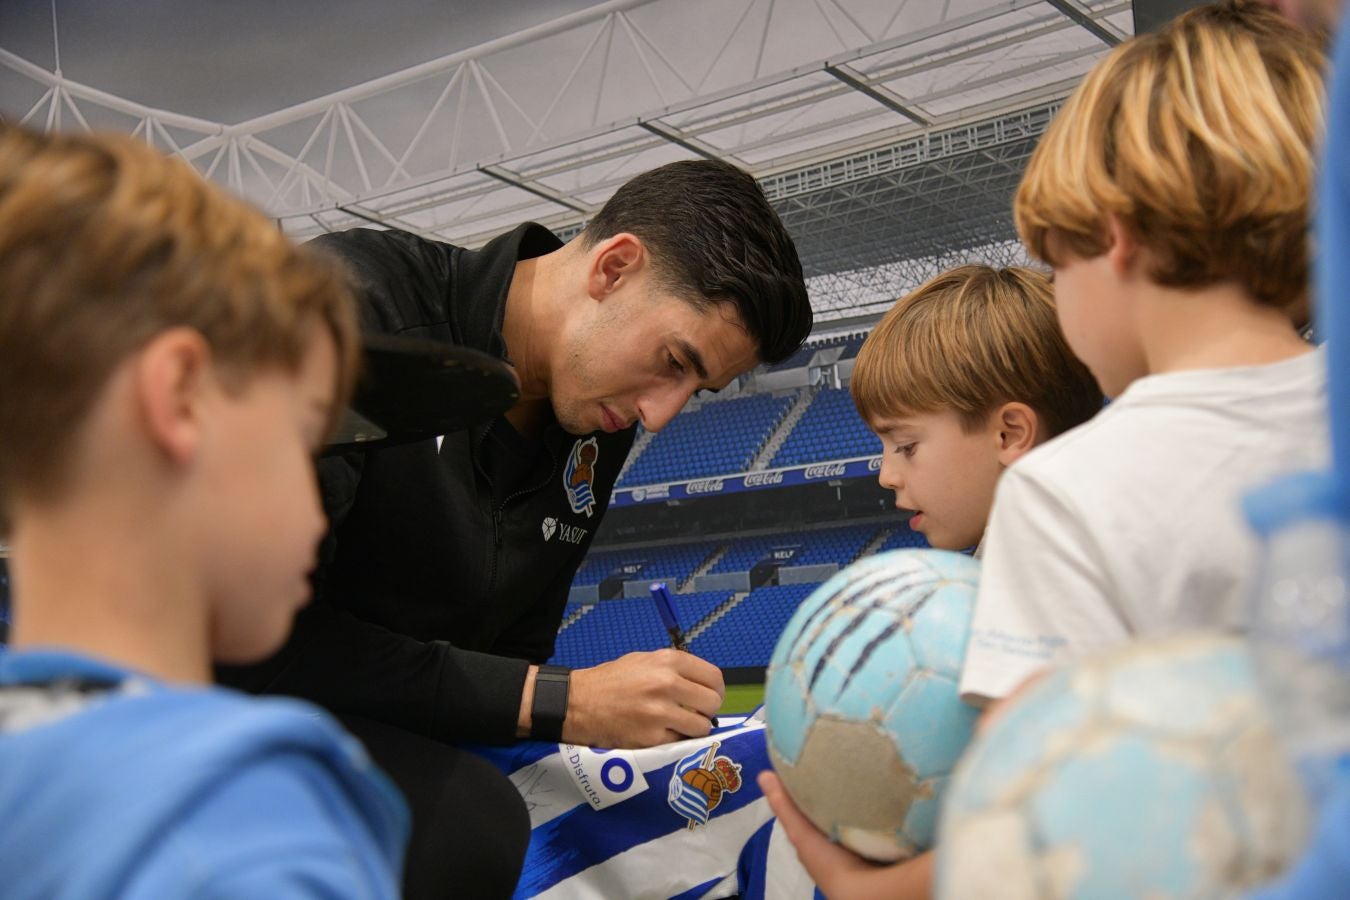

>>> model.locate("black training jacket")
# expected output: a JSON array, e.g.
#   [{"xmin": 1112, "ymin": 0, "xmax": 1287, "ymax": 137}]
[{"xmin": 218, "ymin": 224, "xmax": 636, "ymax": 745}]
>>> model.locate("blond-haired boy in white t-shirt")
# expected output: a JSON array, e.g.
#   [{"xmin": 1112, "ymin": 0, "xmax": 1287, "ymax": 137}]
[{"xmin": 960, "ymin": 0, "xmax": 1329, "ymax": 705}]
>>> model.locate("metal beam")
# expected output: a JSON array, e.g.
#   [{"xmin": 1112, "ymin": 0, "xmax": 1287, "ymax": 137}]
[
  {"xmin": 1043, "ymin": 0, "xmax": 1122, "ymax": 46},
  {"xmin": 757, "ymin": 100, "xmax": 1058, "ymax": 202},
  {"xmin": 336, "ymin": 205, "xmax": 390, "ymax": 228},
  {"xmin": 637, "ymin": 120, "xmax": 723, "ymax": 161},
  {"xmin": 824, "ymin": 63, "xmax": 929, "ymax": 126},
  {"xmin": 478, "ymin": 165, "xmax": 593, "ymax": 215},
  {"xmin": 334, "ymin": 205, "xmax": 451, "ymax": 241}
]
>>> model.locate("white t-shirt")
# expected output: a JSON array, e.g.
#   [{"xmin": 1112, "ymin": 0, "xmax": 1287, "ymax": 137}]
[{"xmin": 960, "ymin": 349, "xmax": 1328, "ymax": 703}]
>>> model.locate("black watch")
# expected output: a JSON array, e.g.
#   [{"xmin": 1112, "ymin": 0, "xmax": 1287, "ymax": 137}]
[{"xmin": 529, "ymin": 665, "xmax": 570, "ymax": 742}]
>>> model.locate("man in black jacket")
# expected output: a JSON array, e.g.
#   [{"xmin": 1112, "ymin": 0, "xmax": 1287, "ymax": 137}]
[{"xmin": 221, "ymin": 159, "xmax": 812, "ymax": 896}]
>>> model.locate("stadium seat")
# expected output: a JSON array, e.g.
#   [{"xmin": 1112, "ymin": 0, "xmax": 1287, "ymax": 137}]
[
  {"xmin": 548, "ymin": 591, "xmax": 732, "ymax": 668},
  {"xmin": 619, "ymin": 393, "xmax": 796, "ymax": 487},
  {"xmin": 688, "ymin": 583, "xmax": 820, "ymax": 668},
  {"xmin": 771, "ymin": 387, "xmax": 881, "ymax": 468}
]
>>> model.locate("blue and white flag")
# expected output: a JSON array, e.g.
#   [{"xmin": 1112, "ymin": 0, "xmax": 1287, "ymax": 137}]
[{"xmin": 466, "ymin": 709, "xmax": 822, "ymax": 900}]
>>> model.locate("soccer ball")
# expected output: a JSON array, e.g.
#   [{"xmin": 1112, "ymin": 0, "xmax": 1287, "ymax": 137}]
[
  {"xmin": 764, "ymin": 548, "xmax": 982, "ymax": 862},
  {"xmin": 937, "ymin": 634, "xmax": 1310, "ymax": 899}
]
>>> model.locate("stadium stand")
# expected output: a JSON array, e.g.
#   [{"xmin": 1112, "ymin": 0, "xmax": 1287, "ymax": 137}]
[
  {"xmin": 787, "ymin": 523, "xmax": 879, "ymax": 567},
  {"xmin": 570, "ymin": 540, "xmax": 722, "ymax": 590},
  {"xmin": 876, "ymin": 527, "xmax": 930, "ymax": 553},
  {"xmin": 630, "ymin": 541, "xmax": 722, "ymax": 584},
  {"xmin": 562, "ymin": 338, "xmax": 944, "ymax": 672},
  {"xmin": 770, "ymin": 387, "xmax": 881, "ymax": 468},
  {"xmin": 561, "ymin": 521, "xmax": 931, "ymax": 669},
  {"xmin": 837, "ymin": 335, "xmax": 867, "ymax": 361},
  {"xmin": 763, "ymin": 342, "xmax": 819, "ymax": 373},
  {"xmin": 762, "ymin": 332, "xmax": 867, "ymax": 374},
  {"xmin": 571, "ymin": 547, "xmax": 641, "ymax": 587},
  {"xmin": 549, "ymin": 591, "xmax": 732, "ymax": 668},
  {"xmin": 618, "ymin": 393, "xmax": 795, "ymax": 487},
  {"xmin": 709, "ymin": 522, "xmax": 883, "ymax": 574},
  {"xmin": 708, "ymin": 533, "xmax": 801, "ymax": 575},
  {"xmin": 688, "ymin": 583, "xmax": 820, "ymax": 668}
]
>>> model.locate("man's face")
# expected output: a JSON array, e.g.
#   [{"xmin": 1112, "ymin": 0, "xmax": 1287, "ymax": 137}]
[
  {"xmin": 871, "ymin": 409, "xmax": 1005, "ymax": 551},
  {"xmin": 550, "ymin": 283, "xmax": 760, "ymax": 436}
]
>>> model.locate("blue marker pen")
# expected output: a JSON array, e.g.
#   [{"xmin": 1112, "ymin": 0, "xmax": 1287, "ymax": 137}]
[
  {"xmin": 649, "ymin": 582, "xmax": 718, "ymax": 727},
  {"xmin": 649, "ymin": 581, "xmax": 689, "ymax": 651}
]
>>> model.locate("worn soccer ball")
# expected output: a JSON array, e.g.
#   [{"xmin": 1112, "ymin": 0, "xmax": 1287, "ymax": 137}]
[
  {"xmin": 937, "ymin": 634, "xmax": 1310, "ymax": 899},
  {"xmin": 764, "ymin": 548, "xmax": 982, "ymax": 862}
]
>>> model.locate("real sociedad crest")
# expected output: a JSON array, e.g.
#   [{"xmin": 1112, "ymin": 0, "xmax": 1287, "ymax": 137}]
[
  {"xmin": 667, "ymin": 742, "xmax": 743, "ymax": 829},
  {"xmin": 563, "ymin": 437, "xmax": 599, "ymax": 517}
]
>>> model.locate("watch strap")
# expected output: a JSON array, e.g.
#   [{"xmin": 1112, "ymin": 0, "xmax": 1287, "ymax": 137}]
[{"xmin": 529, "ymin": 665, "xmax": 570, "ymax": 742}]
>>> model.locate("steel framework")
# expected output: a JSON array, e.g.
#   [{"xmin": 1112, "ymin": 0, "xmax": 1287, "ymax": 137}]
[{"xmin": 0, "ymin": 0, "xmax": 1129, "ymax": 318}]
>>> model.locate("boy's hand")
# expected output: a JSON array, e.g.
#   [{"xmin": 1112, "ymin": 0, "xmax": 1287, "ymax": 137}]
[{"xmin": 758, "ymin": 770, "xmax": 935, "ymax": 900}]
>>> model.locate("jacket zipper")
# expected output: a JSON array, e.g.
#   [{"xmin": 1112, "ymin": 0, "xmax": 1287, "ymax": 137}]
[{"xmin": 484, "ymin": 442, "xmax": 560, "ymax": 600}]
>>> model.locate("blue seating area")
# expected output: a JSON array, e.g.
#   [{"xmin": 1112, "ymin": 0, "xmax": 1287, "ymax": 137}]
[
  {"xmin": 710, "ymin": 534, "xmax": 802, "ymax": 574},
  {"xmin": 689, "ymin": 583, "xmax": 820, "ymax": 668},
  {"xmin": 770, "ymin": 387, "xmax": 880, "ymax": 468},
  {"xmin": 664, "ymin": 590, "xmax": 734, "ymax": 629},
  {"xmin": 571, "ymin": 548, "xmax": 642, "ymax": 587},
  {"xmin": 570, "ymin": 541, "xmax": 721, "ymax": 590},
  {"xmin": 549, "ymin": 591, "xmax": 732, "ymax": 668},
  {"xmin": 763, "ymin": 332, "xmax": 867, "ymax": 373},
  {"xmin": 629, "ymin": 540, "xmax": 720, "ymax": 583},
  {"xmin": 619, "ymin": 393, "xmax": 795, "ymax": 487},
  {"xmin": 764, "ymin": 343, "xmax": 819, "ymax": 373},
  {"xmin": 709, "ymin": 523, "xmax": 884, "ymax": 574},
  {"xmin": 563, "ymin": 521, "xmax": 916, "ymax": 667},
  {"xmin": 876, "ymin": 526, "xmax": 930, "ymax": 553},
  {"xmin": 790, "ymin": 523, "xmax": 877, "ymax": 567},
  {"xmin": 838, "ymin": 336, "xmax": 867, "ymax": 361}
]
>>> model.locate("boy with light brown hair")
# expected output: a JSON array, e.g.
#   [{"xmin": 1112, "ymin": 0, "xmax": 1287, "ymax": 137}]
[
  {"xmin": 759, "ymin": 263, "xmax": 1101, "ymax": 897},
  {"xmin": 0, "ymin": 126, "xmax": 407, "ymax": 897},
  {"xmin": 849, "ymin": 264, "xmax": 1102, "ymax": 552}
]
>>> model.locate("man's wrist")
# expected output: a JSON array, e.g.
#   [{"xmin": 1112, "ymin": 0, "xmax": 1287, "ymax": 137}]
[{"xmin": 529, "ymin": 665, "xmax": 571, "ymax": 742}]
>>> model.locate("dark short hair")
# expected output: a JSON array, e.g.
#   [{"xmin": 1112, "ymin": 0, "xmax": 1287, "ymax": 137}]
[{"xmin": 580, "ymin": 159, "xmax": 811, "ymax": 364}]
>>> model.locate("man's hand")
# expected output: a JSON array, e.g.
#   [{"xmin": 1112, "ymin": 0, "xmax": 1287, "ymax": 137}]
[
  {"xmin": 564, "ymin": 649, "xmax": 724, "ymax": 748},
  {"xmin": 758, "ymin": 770, "xmax": 934, "ymax": 900}
]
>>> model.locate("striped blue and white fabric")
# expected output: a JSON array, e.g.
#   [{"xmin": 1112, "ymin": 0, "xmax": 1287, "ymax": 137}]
[{"xmin": 469, "ymin": 709, "xmax": 822, "ymax": 900}]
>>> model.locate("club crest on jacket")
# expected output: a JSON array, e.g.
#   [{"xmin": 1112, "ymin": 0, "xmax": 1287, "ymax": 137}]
[{"xmin": 564, "ymin": 438, "xmax": 599, "ymax": 517}]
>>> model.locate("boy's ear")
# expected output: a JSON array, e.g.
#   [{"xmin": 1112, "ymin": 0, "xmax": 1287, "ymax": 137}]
[
  {"xmin": 994, "ymin": 401, "xmax": 1039, "ymax": 466},
  {"xmin": 586, "ymin": 233, "xmax": 646, "ymax": 302},
  {"xmin": 1104, "ymin": 214, "xmax": 1138, "ymax": 278},
  {"xmin": 135, "ymin": 328, "xmax": 212, "ymax": 467}
]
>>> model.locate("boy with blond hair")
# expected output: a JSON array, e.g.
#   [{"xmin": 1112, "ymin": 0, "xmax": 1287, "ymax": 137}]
[
  {"xmin": 759, "ymin": 263, "xmax": 1101, "ymax": 897},
  {"xmin": 960, "ymin": 0, "xmax": 1328, "ymax": 702},
  {"xmin": 762, "ymin": 3, "xmax": 1327, "ymax": 897},
  {"xmin": 0, "ymin": 127, "xmax": 406, "ymax": 897}
]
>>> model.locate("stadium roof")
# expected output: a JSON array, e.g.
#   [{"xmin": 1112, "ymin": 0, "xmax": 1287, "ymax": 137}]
[{"xmin": 0, "ymin": 0, "xmax": 1132, "ymax": 319}]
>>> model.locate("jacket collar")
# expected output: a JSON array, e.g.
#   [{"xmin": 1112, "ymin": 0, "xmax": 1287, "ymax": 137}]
[{"xmin": 452, "ymin": 222, "xmax": 563, "ymax": 362}]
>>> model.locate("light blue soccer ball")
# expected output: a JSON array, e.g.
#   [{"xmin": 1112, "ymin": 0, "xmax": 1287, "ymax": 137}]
[
  {"xmin": 937, "ymin": 635, "xmax": 1310, "ymax": 900},
  {"xmin": 764, "ymin": 548, "xmax": 982, "ymax": 862}
]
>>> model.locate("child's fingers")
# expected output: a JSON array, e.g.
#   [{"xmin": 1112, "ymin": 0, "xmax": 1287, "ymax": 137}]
[{"xmin": 757, "ymin": 772, "xmax": 869, "ymax": 879}]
